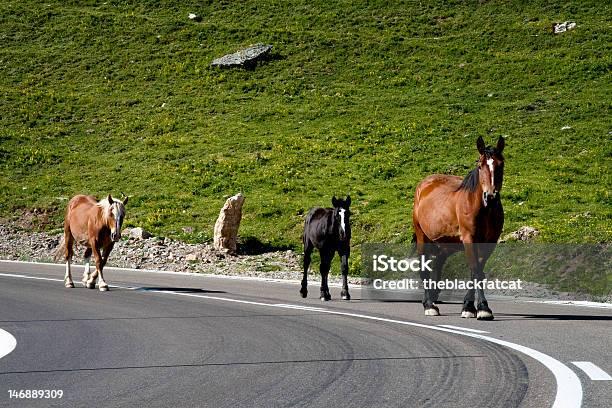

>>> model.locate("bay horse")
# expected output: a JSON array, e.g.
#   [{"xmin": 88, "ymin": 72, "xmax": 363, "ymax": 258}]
[
  {"xmin": 59, "ymin": 194, "xmax": 128, "ymax": 291},
  {"xmin": 412, "ymin": 136, "xmax": 505, "ymax": 320},
  {"xmin": 301, "ymin": 196, "xmax": 351, "ymax": 301}
]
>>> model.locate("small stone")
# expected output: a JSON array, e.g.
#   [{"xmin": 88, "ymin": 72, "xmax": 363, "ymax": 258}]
[{"xmin": 186, "ymin": 253, "xmax": 198, "ymax": 261}]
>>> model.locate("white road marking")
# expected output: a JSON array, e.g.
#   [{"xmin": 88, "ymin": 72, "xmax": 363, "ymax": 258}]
[
  {"xmin": 0, "ymin": 270, "xmax": 583, "ymax": 407},
  {"xmin": 523, "ymin": 300, "xmax": 612, "ymax": 310},
  {"xmin": 572, "ymin": 362, "xmax": 612, "ymax": 381},
  {"xmin": 438, "ymin": 325, "xmax": 490, "ymax": 334},
  {"xmin": 0, "ymin": 328, "xmax": 17, "ymax": 360},
  {"xmin": 0, "ymin": 260, "xmax": 361, "ymax": 288},
  {"xmin": 273, "ymin": 304, "xmax": 328, "ymax": 312},
  {"xmin": 4, "ymin": 261, "xmax": 611, "ymax": 307}
]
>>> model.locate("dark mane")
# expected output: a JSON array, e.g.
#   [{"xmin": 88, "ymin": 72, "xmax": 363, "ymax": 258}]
[
  {"xmin": 457, "ymin": 147, "xmax": 502, "ymax": 193},
  {"xmin": 457, "ymin": 167, "xmax": 479, "ymax": 192}
]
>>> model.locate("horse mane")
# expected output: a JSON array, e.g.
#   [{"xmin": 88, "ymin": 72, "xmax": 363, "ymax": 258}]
[
  {"xmin": 97, "ymin": 196, "xmax": 124, "ymax": 223},
  {"xmin": 457, "ymin": 167, "xmax": 479, "ymax": 192},
  {"xmin": 457, "ymin": 147, "xmax": 503, "ymax": 193}
]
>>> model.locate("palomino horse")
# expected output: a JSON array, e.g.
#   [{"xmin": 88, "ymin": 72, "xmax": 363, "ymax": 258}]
[
  {"xmin": 412, "ymin": 136, "xmax": 505, "ymax": 320},
  {"xmin": 301, "ymin": 196, "xmax": 352, "ymax": 301},
  {"xmin": 59, "ymin": 194, "xmax": 128, "ymax": 291}
]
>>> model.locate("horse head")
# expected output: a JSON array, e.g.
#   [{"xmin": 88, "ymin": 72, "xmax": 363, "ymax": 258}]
[
  {"xmin": 103, "ymin": 194, "xmax": 129, "ymax": 242},
  {"xmin": 476, "ymin": 136, "xmax": 505, "ymax": 207},
  {"xmin": 331, "ymin": 195, "xmax": 351, "ymax": 242}
]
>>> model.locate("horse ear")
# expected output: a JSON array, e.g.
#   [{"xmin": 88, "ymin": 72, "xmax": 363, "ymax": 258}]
[
  {"xmin": 107, "ymin": 194, "xmax": 114, "ymax": 204},
  {"xmin": 332, "ymin": 196, "xmax": 338, "ymax": 207},
  {"xmin": 345, "ymin": 195, "xmax": 351, "ymax": 207},
  {"xmin": 122, "ymin": 196, "xmax": 129, "ymax": 206},
  {"xmin": 476, "ymin": 136, "xmax": 486, "ymax": 155},
  {"xmin": 496, "ymin": 136, "xmax": 505, "ymax": 154}
]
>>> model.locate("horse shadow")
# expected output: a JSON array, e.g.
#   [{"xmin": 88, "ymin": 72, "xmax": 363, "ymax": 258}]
[
  {"xmin": 135, "ymin": 287, "xmax": 226, "ymax": 294},
  {"xmin": 237, "ymin": 236, "xmax": 294, "ymax": 255},
  {"xmin": 495, "ymin": 313, "xmax": 612, "ymax": 321}
]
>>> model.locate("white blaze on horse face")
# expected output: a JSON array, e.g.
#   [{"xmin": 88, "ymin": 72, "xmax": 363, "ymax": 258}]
[
  {"xmin": 339, "ymin": 208, "xmax": 346, "ymax": 235},
  {"xmin": 486, "ymin": 158, "xmax": 495, "ymax": 190}
]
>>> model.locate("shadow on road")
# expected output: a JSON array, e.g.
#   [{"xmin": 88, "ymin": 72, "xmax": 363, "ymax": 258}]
[{"xmin": 135, "ymin": 287, "xmax": 226, "ymax": 294}]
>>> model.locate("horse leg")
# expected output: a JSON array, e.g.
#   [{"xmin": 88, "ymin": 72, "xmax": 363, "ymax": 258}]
[
  {"xmin": 462, "ymin": 241, "xmax": 493, "ymax": 320},
  {"xmin": 430, "ymin": 252, "xmax": 448, "ymax": 304},
  {"xmin": 475, "ymin": 244, "xmax": 494, "ymax": 320},
  {"xmin": 81, "ymin": 247, "xmax": 92, "ymax": 287},
  {"xmin": 86, "ymin": 244, "xmax": 101, "ymax": 289},
  {"xmin": 420, "ymin": 265, "xmax": 439, "ymax": 316},
  {"xmin": 414, "ymin": 222, "xmax": 438, "ymax": 315},
  {"xmin": 64, "ymin": 233, "xmax": 75, "ymax": 288},
  {"xmin": 339, "ymin": 248, "xmax": 350, "ymax": 300},
  {"xmin": 319, "ymin": 251, "xmax": 333, "ymax": 301},
  {"xmin": 301, "ymin": 242, "xmax": 313, "ymax": 298},
  {"xmin": 96, "ymin": 243, "xmax": 113, "ymax": 292}
]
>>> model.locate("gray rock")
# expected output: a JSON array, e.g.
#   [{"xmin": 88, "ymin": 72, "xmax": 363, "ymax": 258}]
[
  {"xmin": 128, "ymin": 227, "xmax": 152, "ymax": 240},
  {"xmin": 211, "ymin": 44, "xmax": 273, "ymax": 68},
  {"xmin": 502, "ymin": 226, "xmax": 540, "ymax": 242}
]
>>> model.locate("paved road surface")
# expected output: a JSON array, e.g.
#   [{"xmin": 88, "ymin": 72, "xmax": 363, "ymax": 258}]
[{"xmin": 0, "ymin": 261, "xmax": 610, "ymax": 407}]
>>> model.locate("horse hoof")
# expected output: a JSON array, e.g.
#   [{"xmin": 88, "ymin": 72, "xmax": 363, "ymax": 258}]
[
  {"xmin": 320, "ymin": 297, "xmax": 330, "ymax": 301},
  {"xmin": 65, "ymin": 282, "xmax": 74, "ymax": 288},
  {"xmin": 99, "ymin": 285, "xmax": 109, "ymax": 292},
  {"xmin": 341, "ymin": 295, "xmax": 351, "ymax": 301},
  {"xmin": 461, "ymin": 310, "xmax": 476, "ymax": 318},
  {"xmin": 86, "ymin": 282, "xmax": 96, "ymax": 289},
  {"xmin": 299, "ymin": 289, "xmax": 308, "ymax": 298},
  {"xmin": 477, "ymin": 310, "xmax": 494, "ymax": 320},
  {"xmin": 424, "ymin": 307, "xmax": 440, "ymax": 316}
]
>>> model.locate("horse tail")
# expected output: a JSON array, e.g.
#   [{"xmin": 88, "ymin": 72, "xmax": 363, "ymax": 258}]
[
  {"xmin": 302, "ymin": 208, "xmax": 318, "ymax": 248},
  {"xmin": 52, "ymin": 237, "xmax": 66, "ymax": 261}
]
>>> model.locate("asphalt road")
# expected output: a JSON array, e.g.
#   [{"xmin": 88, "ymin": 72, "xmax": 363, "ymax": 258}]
[{"xmin": 0, "ymin": 261, "xmax": 610, "ymax": 408}]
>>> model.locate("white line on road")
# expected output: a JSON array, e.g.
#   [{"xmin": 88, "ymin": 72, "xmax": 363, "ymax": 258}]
[
  {"xmin": 0, "ymin": 259, "xmax": 360, "ymax": 288},
  {"xmin": 437, "ymin": 325, "xmax": 490, "ymax": 334},
  {"xmin": 572, "ymin": 362, "xmax": 612, "ymax": 381},
  {"xmin": 0, "ymin": 328, "xmax": 17, "ymax": 360},
  {"xmin": 0, "ymin": 270, "xmax": 584, "ymax": 407},
  {"xmin": 524, "ymin": 300, "xmax": 612, "ymax": 310}
]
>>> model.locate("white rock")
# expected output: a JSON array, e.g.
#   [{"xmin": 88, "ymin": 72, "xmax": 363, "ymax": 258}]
[{"xmin": 553, "ymin": 21, "xmax": 576, "ymax": 34}]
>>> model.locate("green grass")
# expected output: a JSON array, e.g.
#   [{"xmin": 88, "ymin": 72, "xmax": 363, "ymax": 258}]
[{"xmin": 1, "ymin": 1, "xmax": 610, "ymax": 277}]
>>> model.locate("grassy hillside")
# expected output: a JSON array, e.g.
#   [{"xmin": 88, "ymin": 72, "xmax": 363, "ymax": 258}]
[{"xmin": 1, "ymin": 1, "xmax": 610, "ymax": 270}]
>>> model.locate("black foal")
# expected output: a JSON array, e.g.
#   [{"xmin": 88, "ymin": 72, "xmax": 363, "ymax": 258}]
[{"xmin": 301, "ymin": 195, "xmax": 352, "ymax": 301}]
